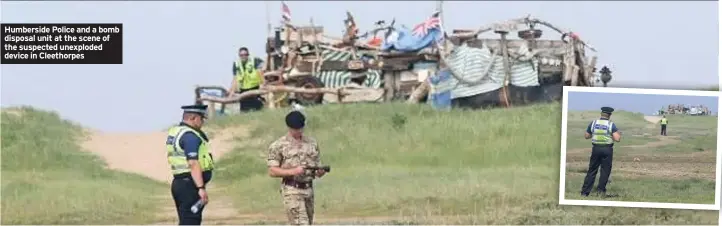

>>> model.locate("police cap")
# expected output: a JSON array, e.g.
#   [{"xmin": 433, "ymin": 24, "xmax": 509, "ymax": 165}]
[
  {"xmin": 601, "ymin": 106, "xmax": 615, "ymax": 115},
  {"xmin": 285, "ymin": 110, "xmax": 306, "ymax": 129},
  {"xmin": 181, "ymin": 104, "xmax": 208, "ymax": 118}
]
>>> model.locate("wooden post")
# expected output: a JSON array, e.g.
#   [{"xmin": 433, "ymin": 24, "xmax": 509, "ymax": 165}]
[
  {"xmin": 585, "ymin": 56, "xmax": 597, "ymax": 86},
  {"xmin": 266, "ymin": 62, "xmax": 277, "ymax": 109},
  {"xmin": 498, "ymin": 32, "xmax": 512, "ymax": 87},
  {"xmin": 495, "ymin": 24, "xmax": 512, "ymax": 108},
  {"xmin": 207, "ymin": 102, "xmax": 216, "ymax": 119},
  {"xmin": 574, "ymin": 44, "xmax": 586, "ymax": 86},
  {"xmin": 337, "ymin": 88, "xmax": 344, "ymax": 103},
  {"xmin": 384, "ymin": 72, "xmax": 396, "ymax": 101},
  {"xmin": 562, "ymin": 44, "xmax": 575, "ymax": 84},
  {"xmin": 407, "ymin": 81, "xmax": 430, "ymax": 104},
  {"xmin": 295, "ymin": 26, "xmax": 303, "ymax": 49},
  {"xmin": 282, "ymin": 23, "xmax": 295, "ymax": 102},
  {"xmin": 570, "ymin": 40, "xmax": 579, "ymax": 86},
  {"xmin": 283, "ymin": 24, "xmax": 292, "ymax": 69},
  {"xmin": 310, "ymin": 17, "xmax": 322, "ymax": 72},
  {"xmin": 570, "ymin": 65, "xmax": 580, "ymax": 86}
]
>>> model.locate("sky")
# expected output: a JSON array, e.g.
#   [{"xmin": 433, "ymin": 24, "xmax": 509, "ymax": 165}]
[
  {"xmin": 567, "ymin": 91, "xmax": 719, "ymax": 115},
  {"xmin": 0, "ymin": 1, "xmax": 719, "ymax": 132}
]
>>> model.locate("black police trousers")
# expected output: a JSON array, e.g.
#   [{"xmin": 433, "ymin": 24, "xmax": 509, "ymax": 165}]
[
  {"xmin": 661, "ymin": 124, "xmax": 667, "ymax": 136},
  {"xmin": 171, "ymin": 177, "xmax": 204, "ymax": 225},
  {"xmin": 236, "ymin": 86, "xmax": 264, "ymax": 112},
  {"xmin": 581, "ymin": 145, "xmax": 613, "ymax": 195}
]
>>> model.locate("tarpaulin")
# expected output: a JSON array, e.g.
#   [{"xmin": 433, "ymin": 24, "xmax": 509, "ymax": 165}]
[{"xmin": 381, "ymin": 27, "xmax": 443, "ymax": 52}]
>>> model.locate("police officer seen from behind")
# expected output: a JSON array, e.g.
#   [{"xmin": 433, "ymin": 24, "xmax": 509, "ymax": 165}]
[
  {"xmin": 581, "ymin": 107, "xmax": 622, "ymax": 197},
  {"xmin": 166, "ymin": 104, "xmax": 216, "ymax": 225},
  {"xmin": 267, "ymin": 111, "xmax": 326, "ymax": 225},
  {"xmin": 659, "ymin": 115, "xmax": 668, "ymax": 136}
]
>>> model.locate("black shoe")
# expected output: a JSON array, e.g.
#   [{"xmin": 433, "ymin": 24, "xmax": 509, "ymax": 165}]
[{"xmin": 581, "ymin": 192, "xmax": 589, "ymax": 197}]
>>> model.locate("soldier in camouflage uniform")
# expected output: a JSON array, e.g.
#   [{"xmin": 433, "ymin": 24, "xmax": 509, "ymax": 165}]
[{"xmin": 267, "ymin": 110, "xmax": 326, "ymax": 225}]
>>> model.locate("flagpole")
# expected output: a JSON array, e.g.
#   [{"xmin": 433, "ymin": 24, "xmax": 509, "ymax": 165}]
[
  {"xmin": 435, "ymin": 0, "xmax": 445, "ymax": 35},
  {"xmin": 265, "ymin": 1, "xmax": 271, "ymax": 35},
  {"xmin": 436, "ymin": 0, "xmax": 444, "ymax": 22},
  {"xmin": 435, "ymin": 0, "xmax": 447, "ymax": 53}
]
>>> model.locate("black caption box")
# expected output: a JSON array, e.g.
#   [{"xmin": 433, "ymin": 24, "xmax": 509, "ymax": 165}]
[{"xmin": 1, "ymin": 23, "xmax": 123, "ymax": 64}]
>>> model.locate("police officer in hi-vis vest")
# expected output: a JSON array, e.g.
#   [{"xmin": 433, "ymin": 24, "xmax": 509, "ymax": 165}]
[
  {"xmin": 581, "ymin": 107, "xmax": 622, "ymax": 197},
  {"xmin": 166, "ymin": 104, "xmax": 215, "ymax": 225},
  {"xmin": 659, "ymin": 115, "xmax": 668, "ymax": 136},
  {"xmin": 229, "ymin": 47, "xmax": 265, "ymax": 112}
]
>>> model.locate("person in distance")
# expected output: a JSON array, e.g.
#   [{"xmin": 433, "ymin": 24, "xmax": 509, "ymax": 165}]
[{"xmin": 228, "ymin": 47, "xmax": 265, "ymax": 112}]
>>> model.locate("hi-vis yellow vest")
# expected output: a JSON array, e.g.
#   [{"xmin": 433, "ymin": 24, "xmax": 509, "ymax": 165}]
[
  {"xmin": 660, "ymin": 118, "xmax": 668, "ymax": 125},
  {"xmin": 166, "ymin": 125, "xmax": 214, "ymax": 175},
  {"xmin": 235, "ymin": 58, "xmax": 261, "ymax": 90},
  {"xmin": 591, "ymin": 119, "xmax": 614, "ymax": 145}
]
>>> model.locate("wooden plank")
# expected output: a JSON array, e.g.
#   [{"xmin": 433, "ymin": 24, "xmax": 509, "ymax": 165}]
[
  {"xmin": 200, "ymin": 85, "xmax": 352, "ymax": 104},
  {"xmin": 570, "ymin": 65, "xmax": 580, "ymax": 86},
  {"xmin": 384, "ymin": 72, "xmax": 396, "ymax": 101},
  {"xmin": 585, "ymin": 56, "xmax": 598, "ymax": 86},
  {"xmin": 323, "ymin": 86, "xmax": 385, "ymax": 103},
  {"xmin": 465, "ymin": 39, "xmax": 566, "ymax": 49},
  {"xmin": 276, "ymin": 26, "xmax": 324, "ymax": 42},
  {"xmin": 407, "ymin": 81, "xmax": 430, "ymax": 103},
  {"xmin": 539, "ymin": 65, "xmax": 563, "ymax": 76},
  {"xmin": 452, "ymin": 29, "xmax": 475, "ymax": 34}
]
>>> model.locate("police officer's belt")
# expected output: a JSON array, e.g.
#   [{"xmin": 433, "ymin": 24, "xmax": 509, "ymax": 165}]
[
  {"xmin": 282, "ymin": 178, "xmax": 313, "ymax": 189},
  {"xmin": 173, "ymin": 171, "xmax": 211, "ymax": 179}
]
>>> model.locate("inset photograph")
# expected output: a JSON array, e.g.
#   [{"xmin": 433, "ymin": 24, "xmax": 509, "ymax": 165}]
[{"xmin": 559, "ymin": 86, "xmax": 720, "ymax": 210}]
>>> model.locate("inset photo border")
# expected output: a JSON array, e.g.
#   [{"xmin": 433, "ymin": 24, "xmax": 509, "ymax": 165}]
[{"xmin": 558, "ymin": 86, "xmax": 721, "ymax": 211}]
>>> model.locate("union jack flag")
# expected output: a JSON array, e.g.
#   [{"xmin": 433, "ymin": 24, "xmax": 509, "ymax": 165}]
[
  {"xmin": 411, "ymin": 12, "xmax": 441, "ymax": 37},
  {"xmin": 281, "ymin": 2, "xmax": 291, "ymax": 23}
]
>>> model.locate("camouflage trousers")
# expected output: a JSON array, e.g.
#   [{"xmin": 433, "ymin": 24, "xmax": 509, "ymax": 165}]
[{"xmin": 281, "ymin": 185, "xmax": 315, "ymax": 225}]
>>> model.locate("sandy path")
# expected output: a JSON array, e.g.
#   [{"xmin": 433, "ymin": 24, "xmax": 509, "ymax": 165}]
[
  {"xmin": 82, "ymin": 130, "xmax": 172, "ymax": 182},
  {"xmin": 81, "ymin": 125, "xmax": 249, "ymax": 222},
  {"xmin": 81, "ymin": 126, "xmax": 248, "ymax": 184},
  {"xmin": 643, "ymin": 115, "xmax": 662, "ymax": 124}
]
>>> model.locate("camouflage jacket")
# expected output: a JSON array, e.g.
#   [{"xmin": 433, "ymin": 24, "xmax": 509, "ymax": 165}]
[{"xmin": 267, "ymin": 134, "xmax": 321, "ymax": 183}]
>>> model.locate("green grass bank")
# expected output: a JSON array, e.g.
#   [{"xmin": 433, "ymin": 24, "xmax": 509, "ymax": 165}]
[{"xmin": 0, "ymin": 107, "xmax": 166, "ymax": 224}]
